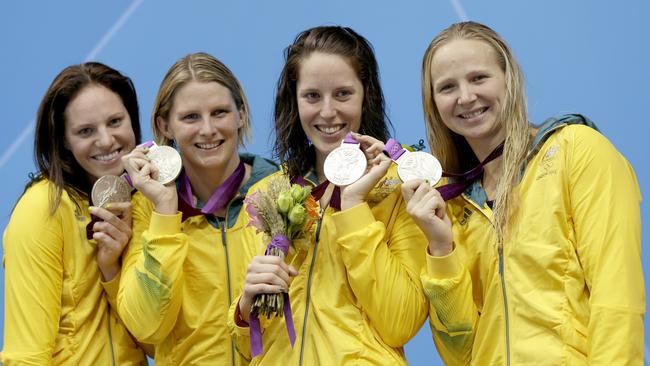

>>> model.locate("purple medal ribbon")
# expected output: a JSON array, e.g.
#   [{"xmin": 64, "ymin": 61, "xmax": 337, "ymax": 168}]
[
  {"xmin": 383, "ymin": 138, "xmax": 407, "ymax": 161},
  {"xmin": 436, "ymin": 141, "xmax": 504, "ymax": 201},
  {"xmin": 291, "ymin": 172, "xmax": 341, "ymax": 210},
  {"xmin": 383, "ymin": 138, "xmax": 504, "ymax": 201},
  {"xmin": 295, "ymin": 133, "xmax": 360, "ymax": 210},
  {"xmin": 177, "ymin": 161, "xmax": 245, "ymax": 220},
  {"xmin": 249, "ymin": 234, "xmax": 296, "ymax": 357}
]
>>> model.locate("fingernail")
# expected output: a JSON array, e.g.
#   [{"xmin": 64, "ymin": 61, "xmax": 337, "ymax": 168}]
[{"xmin": 106, "ymin": 203, "xmax": 112, "ymax": 209}]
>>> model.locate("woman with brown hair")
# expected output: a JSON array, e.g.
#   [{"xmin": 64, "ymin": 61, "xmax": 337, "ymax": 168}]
[
  {"xmin": 229, "ymin": 26, "xmax": 429, "ymax": 365},
  {"xmin": 2, "ymin": 62, "xmax": 146, "ymax": 365}
]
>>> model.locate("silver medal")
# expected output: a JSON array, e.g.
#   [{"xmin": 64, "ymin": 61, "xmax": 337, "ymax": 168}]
[
  {"xmin": 147, "ymin": 145, "xmax": 182, "ymax": 185},
  {"xmin": 397, "ymin": 151, "xmax": 442, "ymax": 186},
  {"xmin": 324, "ymin": 144, "xmax": 367, "ymax": 186},
  {"xmin": 91, "ymin": 175, "xmax": 132, "ymax": 207}
]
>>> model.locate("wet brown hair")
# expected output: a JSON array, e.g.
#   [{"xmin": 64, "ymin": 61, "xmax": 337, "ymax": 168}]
[
  {"xmin": 33, "ymin": 62, "xmax": 141, "ymax": 213},
  {"xmin": 274, "ymin": 26, "xmax": 392, "ymax": 177}
]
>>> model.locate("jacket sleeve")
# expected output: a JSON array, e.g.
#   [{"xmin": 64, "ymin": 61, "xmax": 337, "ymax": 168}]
[
  {"xmin": 567, "ymin": 126, "xmax": 644, "ymax": 364},
  {"xmin": 420, "ymin": 248, "xmax": 476, "ymax": 366},
  {"xmin": 227, "ymin": 294, "xmax": 254, "ymax": 362},
  {"xmin": 116, "ymin": 195, "xmax": 188, "ymax": 344},
  {"xmin": 101, "ymin": 272, "xmax": 121, "ymax": 311},
  {"xmin": 331, "ymin": 192, "xmax": 429, "ymax": 347},
  {"xmin": 1, "ymin": 188, "xmax": 63, "ymax": 365}
]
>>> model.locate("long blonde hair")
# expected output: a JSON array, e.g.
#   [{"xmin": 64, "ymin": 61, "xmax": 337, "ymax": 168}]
[
  {"xmin": 421, "ymin": 21, "xmax": 530, "ymax": 242},
  {"xmin": 152, "ymin": 52, "xmax": 251, "ymax": 147}
]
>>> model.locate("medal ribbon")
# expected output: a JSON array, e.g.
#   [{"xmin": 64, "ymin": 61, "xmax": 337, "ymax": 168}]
[
  {"xmin": 290, "ymin": 175, "xmax": 340, "ymax": 210},
  {"xmin": 249, "ymin": 234, "xmax": 296, "ymax": 357},
  {"xmin": 301, "ymin": 133, "xmax": 360, "ymax": 210},
  {"xmin": 436, "ymin": 141, "xmax": 505, "ymax": 200},
  {"xmin": 383, "ymin": 138, "xmax": 504, "ymax": 201},
  {"xmin": 177, "ymin": 161, "xmax": 246, "ymax": 220},
  {"xmin": 383, "ymin": 138, "xmax": 408, "ymax": 161}
]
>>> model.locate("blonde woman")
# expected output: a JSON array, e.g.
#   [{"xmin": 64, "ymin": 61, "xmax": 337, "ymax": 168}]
[
  {"xmin": 117, "ymin": 52, "xmax": 277, "ymax": 365},
  {"xmin": 403, "ymin": 21, "xmax": 644, "ymax": 365}
]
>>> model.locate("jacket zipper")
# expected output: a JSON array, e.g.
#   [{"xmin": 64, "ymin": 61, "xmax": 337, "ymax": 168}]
[
  {"xmin": 465, "ymin": 196, "xmax": 511, "ymax": 366},
  {"xmin": 497, "ymin": 243, "xmax": 511, "ymax": 366},
  {"xmin": 217, "ymin": 215, "xmax": 236, "ymax": 366},
  {"xmin": 298, "ymin": 213, "xmax": 324, "ymax": 366},
  {"xmin": 107, "ymin": 308, "xmax": 117, "ymax": 366}
]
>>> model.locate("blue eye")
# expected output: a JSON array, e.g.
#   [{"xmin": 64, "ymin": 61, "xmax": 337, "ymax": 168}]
[
  {"xmin": 336, "ymin": 90, "xmax": 352, "ymax": 99},
  {"xmin": 183, "ymin": 113, "xmax": 199, "ymax": 121},
  {"xmin": 438, "ymin": 84, "xmax": 454, "ymax": 93},
  {"xmin": 473, "ymin": 75, "xmax": 488, "ymax": 82}
]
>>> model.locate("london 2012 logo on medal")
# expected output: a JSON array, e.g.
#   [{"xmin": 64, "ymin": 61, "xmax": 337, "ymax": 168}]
[{"xmin": 384, "ymin": 138, "xmax": 442, "ymax": 186}]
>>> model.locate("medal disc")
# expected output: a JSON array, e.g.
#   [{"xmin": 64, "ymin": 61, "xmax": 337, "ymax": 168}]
[
  {"xmin": 147, "ymin": 145, "xmax": 182, "ymax": 185},
  {"xmin": 91, "ymin": 175, "xmax": 132, "ymax": 207},
  {"xmin": 323, "ymin": 145, "xmax": 367, "ymax": 186},
  {"xmin": 397, "ymin": 151, "xmax": 442, "ymax": 186}
]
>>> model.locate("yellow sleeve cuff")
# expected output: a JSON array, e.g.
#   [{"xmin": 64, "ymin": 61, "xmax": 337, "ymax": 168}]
[
  {"xmin": 101, "ymin": 271, "xmax": 121, "ymax": 301},
  {"xmin": 149, "ymin": 211, "xmax": 182, "ymax": 236},
  {"xmin": 426, "ymin": 247, "xmax": 462, "ymax": 279},
  {"xmin": 331, "ymin": 202, "xmax": 374, "ymax": 237}
]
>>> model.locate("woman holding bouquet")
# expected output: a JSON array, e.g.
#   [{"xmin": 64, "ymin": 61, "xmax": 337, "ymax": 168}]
[
  {"xmin": 229, "ymin": 26, "xmax": 429, "ymax": 365},
  {"xmin": 117, "ymin": 52, "xmax": 278, "ymax": 365}
]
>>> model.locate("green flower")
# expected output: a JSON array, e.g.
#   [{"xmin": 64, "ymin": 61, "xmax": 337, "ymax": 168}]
[
  {"xmin": 288, "ymin": 205, "xmax": 306, "ymax": 225},
  {"xmin": 290, "ymin": 185, "xmax": 305, "ymax": 202},
  {"xmin": 277, "ymin": 191, "xmax": 293, "ymax": 213}
]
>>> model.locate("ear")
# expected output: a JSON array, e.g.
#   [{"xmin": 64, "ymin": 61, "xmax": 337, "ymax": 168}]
[
  {"xmin": 236, "ymin": 107, "xmax": 246, "ymax": 129},
  {"xmin": 156, "ymin": 116, "xmax": 174, "ymax": 139}
]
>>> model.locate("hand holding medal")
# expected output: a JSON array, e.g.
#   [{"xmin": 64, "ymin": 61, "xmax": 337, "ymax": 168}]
[
  {"xmin": 92, "ymin": 141, "xmax": 182, "ymax": 207},
  {"xmin": 121, "ymin": 141, "xmax": 182, "ymax": 214},
  {"xmin": 324, "ymin": 133, "xmax": 392, "ymax": 210}
]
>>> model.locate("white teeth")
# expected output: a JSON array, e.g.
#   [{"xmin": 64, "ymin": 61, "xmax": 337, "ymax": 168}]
[
  {"xmin": 461, "ymin": 107, "xmax": 487, "ymax": 119},
  {"xmin": 93, "ymin": 150, "xmax": 120, "ymax": 161},
  {"xmin": 196, "ymin": 142, "xmax": 221, "ymax": 149},
  {"xmin": 317, "ymin": 125, "xmax": 344, "ymax": 134}
]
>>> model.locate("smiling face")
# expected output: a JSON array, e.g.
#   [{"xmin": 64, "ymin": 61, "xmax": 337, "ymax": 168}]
[
  {"xmin": 157, "ymin": 80, "xmax": 243, "ymax": 177},
  {"xmin": 63, "ymin": 84, "xmax": 136, "ymax": 183},
  {"xmin": 296, "ymin": 52, "xmax": 364, "ymax": 168},
  {"xmin": 430, "ymin": 39, "xmax": 507, "ymax": 153}
]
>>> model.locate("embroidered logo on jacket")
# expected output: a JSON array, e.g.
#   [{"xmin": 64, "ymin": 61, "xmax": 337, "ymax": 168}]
[
  {"xmin": 459, "ymin": 207, "xmax": 473, "ymax": 226},
  {"xmin": 536, "ymin": 144, "xmax": 559, "ymax": 180},
  {"xmin": 366, "ymin": 177, "xmax": 400, "ymax": 205}
]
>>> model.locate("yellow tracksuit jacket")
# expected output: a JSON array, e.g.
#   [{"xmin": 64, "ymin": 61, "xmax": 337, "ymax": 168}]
[
  {"xmin": 117, "ymin": 154, "xmax": 277, "ymax": 365},
  {"xmin": 422, "ymin": 117, "xmax": 645, "ymax": 365},
  {"xmin": 2, "ymin": 179, "xmax": 146, "ymax": 365},
  {"xmin": 229, "ymin": 165, "xmax": 429, "ymax": 365}
]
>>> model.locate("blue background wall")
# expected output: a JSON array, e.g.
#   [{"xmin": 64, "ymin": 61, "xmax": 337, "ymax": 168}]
[{"xmin": 2, "ymin": 1, "xmax": 648, "ymax": 364}]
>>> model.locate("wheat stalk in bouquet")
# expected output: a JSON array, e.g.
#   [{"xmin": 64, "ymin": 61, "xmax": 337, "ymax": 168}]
[{"xmin": 245, "ymin": 175, "xmax": 319, "ymax": 318}]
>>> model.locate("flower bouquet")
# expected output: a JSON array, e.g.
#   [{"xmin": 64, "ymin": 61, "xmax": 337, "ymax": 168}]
[{"xmin": 244, "ymin": 175, "xmax": 319, "ymax": 356}]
